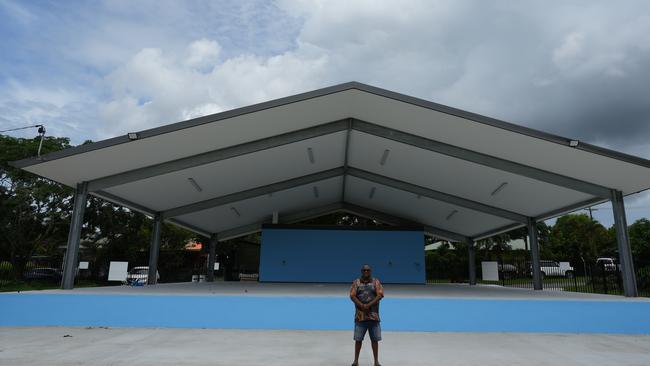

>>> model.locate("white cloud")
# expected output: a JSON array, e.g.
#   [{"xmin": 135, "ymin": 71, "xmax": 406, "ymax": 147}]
[
  {"xmin": 186, "ymin": 38, "xmax": 222, "ymax": 71},
  {"xmin": 96, "ymin": 38, "xmax": 329, "ymax": 138},
  {"xmin": 553, "ymin": 32, "xmax": 585, "ymax": 68}
]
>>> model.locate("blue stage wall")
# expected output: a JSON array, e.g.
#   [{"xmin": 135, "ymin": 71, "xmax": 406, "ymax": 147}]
[{"xmin": 259, "ymin": 227, "xmax": 425, "ymax": 284}]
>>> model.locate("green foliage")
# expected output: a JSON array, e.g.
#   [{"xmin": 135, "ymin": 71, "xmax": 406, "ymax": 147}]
[
  {"xmin": 0, "ymin": 135, "xmax": 74, "ymax": 278},
  {"xmin": 1, "ymin": 134, "xmax": 196, "ymax": 283},
  {"xmin": 547, "ymin": 214, "xmax": 615, "ymax": 263},
  {"xmin": 629, "ymin": 218, "xmax": 650, "ymax": 262}
]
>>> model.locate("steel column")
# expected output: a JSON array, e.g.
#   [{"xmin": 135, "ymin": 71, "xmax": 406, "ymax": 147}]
[
  {"xmin": 61, "ymin": 182, "xmax": 89, "ymax": 290},
  {"xmin": 207, "ymin": 234, "xmax": 217, "ymax": 282},
  {"xmin": 528, "ymin": 218, "xmax": 543, "ymax": 290},
  {"xmin": 147, "ymin": 213, "xmax": 162, "ymax": 285},
  {"xmin": 467, "ymin": 239, "xmax": 477, "ymax": 286},
  {"xmin": 611, "ymin": 189, "xmax": 638, "ymax": 297}
]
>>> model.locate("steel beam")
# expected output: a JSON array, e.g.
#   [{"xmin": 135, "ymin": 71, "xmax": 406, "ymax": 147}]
[
  {"xmin": 217, "ymin": 203, "xmax": 344, "ymax": 241},
  {"xmin": 87, "ymin": 120, "xmax": 348, "ymax": 192},
  {"xmin": 207, "ymin": 234, "xmax": 217, "ymax": 282},
  {"xmin": 61, "ymin": 182, "xmax": 88, "ymax": 290},
  {"xmin": 467, "ymin": 239, "xmax": 477, "ymax": 285},
  {"xmin": 611, "ymin": 189, "xmax": 638, "ymax": 297},
  {"xmin": 341, "ymin": 203, "xmax": 470, "ymax": 242},
  {"xmin": 472, "ymin": 223, "xmax": 525, "ymax": 241},
  {"xmin": 147, "ymin": 213, "xmax": 162, "ymax": 285},
  {"xmin": 352, "ymin": 119, "xmax": 612, "ymax": 198},
  {"xmin": 347, "ymin": 167, "xmax": 528, "ymax": 224},
  {"xmin": 341, "ymin": 119, "xmax": 352, "ymax": 201},
  {"xmin": 534, "ymin": 197, "xmax": 607, "ymax": 222},
  {"xmin": 161, "ymin": 167, "xmax": 344, "ymax": 219},
  {"xmin": 528, "ymin": 218, "xmax": 543, "ymax": 291},
  {"xmin": 92, "ymin": 190, "xmax": 156, "ymax": 216},
  {"xmin": 165, "ymin": 218, "xmax": 212, "ymax": 238}
]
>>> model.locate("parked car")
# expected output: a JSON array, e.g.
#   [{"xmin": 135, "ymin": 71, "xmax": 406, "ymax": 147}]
[
  {"xmin": 528, "ymin": 260, "xmax": 575, "ymax": 278},
  {"xmin": 23, "ymin": 267, "xmax": 62, "ymax": 281},
  {"xmin": 596, "ymin": 257, "xmax": 617, "ymax": 272},
  {"xmin": 498, "ymin": 264, "xmax": 517, "ymax": 279},
  {"xmin": 124, "ymin": 266, "xmax": 159, "ymax": 285}
]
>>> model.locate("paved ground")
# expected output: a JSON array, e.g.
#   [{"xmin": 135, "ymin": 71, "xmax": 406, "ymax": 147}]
[
  {"xmin": 1, "ymin": 327, "xmax": 649, "ymax": 366},
  {"xmin": 27, "ymin": 281, "xmax": 649, "ymax": 301}
]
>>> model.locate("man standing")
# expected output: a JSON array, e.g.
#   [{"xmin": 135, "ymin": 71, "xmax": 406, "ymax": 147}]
[{"xmin": 350, "ymin": 264, "xmax": 384, "ymax": 366}]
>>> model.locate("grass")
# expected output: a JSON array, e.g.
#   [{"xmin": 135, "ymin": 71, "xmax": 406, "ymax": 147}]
[{"xmin": 0, "ymin": 280, "xmax": 104, "ymax": 292}]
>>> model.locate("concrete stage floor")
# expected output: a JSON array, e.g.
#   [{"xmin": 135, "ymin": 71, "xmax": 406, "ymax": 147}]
[
  {"xmin": 32, "ymin": 281, "xmax": 650, "ymax": 301},
  {"xmin": 1, "ymin": 327, "xmax": 649, "ymax": 366}
]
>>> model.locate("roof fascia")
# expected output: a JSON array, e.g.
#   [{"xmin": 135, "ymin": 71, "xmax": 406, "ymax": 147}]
[
  {"xmin": 350, "ymin": 82, "xmax": 650, "ymax": 169},
  {"xmin": 10, "ymin": 82, "xmax": 360, "ymax": 169},
  {"xmin": 86, "ymin": 119, "xmax": 348, "ymax": 192}
]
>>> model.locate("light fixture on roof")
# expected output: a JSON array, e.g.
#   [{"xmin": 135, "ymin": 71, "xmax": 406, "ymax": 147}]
[
  {"xmin": 446, "ymin": 209, "xmax": 458, "ymax": 221},
  {"xmin": 187, "ymin": 177, "xmax": 203, "ymax": 192},
  {"xmin": 569, "ymin": 140, "xmax": 580, "ymax": 147},
  {"xmin": 307, "ymin": 147, "xmax": 315, "ymax": 164},
  {"xmin": 369, "ymin": 187, "xmax": 376, "ymax": 199},
  {"xmin": 127, "ymin": 132, "xmax": 139, "ymax": 140},
  {"xmin": 380, "ymin": 149, "xmax": 390, "ymax": 166},
  {"xmin": 491, "ymin": 182, "xmax": 508, "ymax": 197},
  {"xmin": 230, "ymin": 207, "xmax": 241, "ymax": 217},
  {"xmin": 313, "ymin": 186, "xmax": 320, "ymax": 198}
]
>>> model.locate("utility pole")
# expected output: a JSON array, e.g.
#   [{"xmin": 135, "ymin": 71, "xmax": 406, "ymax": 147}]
[{"xmin": 586, "ymin": 207, "xmax": 599, "ymax": 220}]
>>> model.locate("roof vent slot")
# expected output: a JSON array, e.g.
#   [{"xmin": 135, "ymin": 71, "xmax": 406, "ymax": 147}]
[
  {"xmin": 369, "ymin": 187, "xmax": 376, "ymax": 199},
  {"xmin": 380, "ymin": 149, "xmax": 390, "ymax": 166},
  {"xmin": 187, "ymin": 178, "xmax": 202, "ymax": 192},
  {"xmin": 446, "ymin": 209, "xmax": 458, "ymax": 221},
  {"xmin": 230, "ymin": 207, "xmax": 241, "ymax": 217},
  {"xmin": 491, "ymin": 182, "xmax": 508, "ymax": 197},
  {"xmin": 313, "ymin": 186, "xmax": 320, "ymax": 198},
  {"xmin": 307, "ymin": 147, "xmax": 315, "ymax": 164}
]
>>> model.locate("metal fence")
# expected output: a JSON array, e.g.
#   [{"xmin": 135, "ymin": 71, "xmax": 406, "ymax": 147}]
[
  {"xmin": 426, "ymin": 252, "xmax": 650, "ymax": 297},
  {"xmin": 0, "ymin": 250, "xmax": 207, "ymax": 291}
]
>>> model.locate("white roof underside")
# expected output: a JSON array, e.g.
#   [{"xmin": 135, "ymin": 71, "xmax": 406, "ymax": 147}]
[{"xmin": 13, "ymin": 82, "xmax": 650, "ymax": 241}]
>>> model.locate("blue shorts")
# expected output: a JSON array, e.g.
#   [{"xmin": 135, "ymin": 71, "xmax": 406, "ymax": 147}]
[{"xmin": 354, "ymin": 320, "xmax": 382, "ymax": 341}]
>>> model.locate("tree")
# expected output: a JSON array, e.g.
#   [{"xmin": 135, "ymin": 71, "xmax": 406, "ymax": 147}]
[
  {"xmin": 629, "ymin": 218, "xmax": 650, "ymax": 264},
  {"xmin": 1, "ymin": 134, "xmax": 197, "ymax": 282},
  {"xmin": 547, "ymin": 214, "xmax": 614, "ymax": 266},
  {"xmin": 0, "ymin": 135, "xmax": 73, "ymax": 278}
]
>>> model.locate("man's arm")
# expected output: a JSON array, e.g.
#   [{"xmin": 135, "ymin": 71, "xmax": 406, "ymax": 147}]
[{"xmin": 349, "ymin": 281, "xmax": 365, "ymax": 308}]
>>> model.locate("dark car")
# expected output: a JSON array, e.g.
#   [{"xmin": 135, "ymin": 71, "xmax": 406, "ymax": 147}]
[{"xmin": 23, "ymin": 267, "xmax": 62, "ymax": 281}]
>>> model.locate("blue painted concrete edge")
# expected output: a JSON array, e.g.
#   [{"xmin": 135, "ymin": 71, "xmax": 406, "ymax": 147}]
[{"xmin": 2, "ymin": 294, "xmax": 650, "ymax": 334}]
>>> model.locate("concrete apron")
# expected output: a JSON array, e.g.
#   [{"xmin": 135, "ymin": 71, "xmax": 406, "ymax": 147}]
[{"xmin": 1, "ymin": 327, "xmax": 650, "ymax": 366}]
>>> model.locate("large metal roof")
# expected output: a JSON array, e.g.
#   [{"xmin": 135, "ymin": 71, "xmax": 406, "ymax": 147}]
[{"xmin": 11, "ymin": 82, "xmax": 650, "ymax": 242}]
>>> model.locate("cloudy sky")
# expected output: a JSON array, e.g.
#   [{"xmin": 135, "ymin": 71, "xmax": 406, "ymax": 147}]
[{"xmin": 1, "ymin": 0, "xmax": 649, "ymax": 227}]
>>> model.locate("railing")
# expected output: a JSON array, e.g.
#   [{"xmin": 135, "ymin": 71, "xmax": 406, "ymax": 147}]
[{"xmin": 425, "ymin": 255, "xmax": 650, "ymax": 297}]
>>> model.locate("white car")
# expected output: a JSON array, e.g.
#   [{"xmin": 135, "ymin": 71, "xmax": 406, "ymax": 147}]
[
  {"xmin": 530, "ymin": 260, "xmax": 575, "ymax": 278},
  {"xmin": 596, "ymin": 257, "xmax": 617, "ymax": 272},
  {"xmin": 124, "ymin": 266, "xmax": 160, "ymax": 285}
]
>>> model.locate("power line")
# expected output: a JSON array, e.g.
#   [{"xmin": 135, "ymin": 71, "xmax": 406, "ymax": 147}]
[
  {"xmin": 0, "ymin": 124, "xmax": 43, "ymax": 133},
  {"xmin": 0, "ymin": 124, "xmax": 47, "ymax": 157}
]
